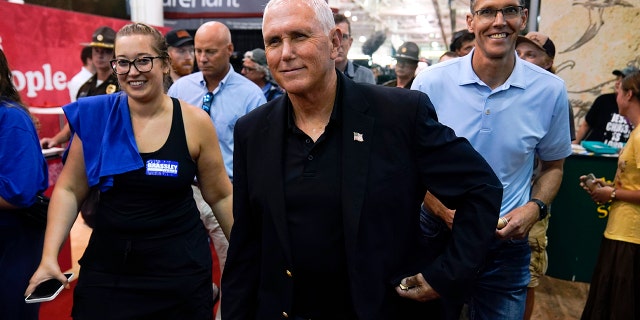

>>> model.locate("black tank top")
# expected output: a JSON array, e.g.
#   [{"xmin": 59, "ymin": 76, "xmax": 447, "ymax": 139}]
[{"xmin": 95, "ymin": 98, "xmax": 199, "ymax": 238}]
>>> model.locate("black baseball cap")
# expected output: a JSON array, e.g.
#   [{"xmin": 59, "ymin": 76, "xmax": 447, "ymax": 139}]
[{"xmin": 166, "ymin": 29, "xmax": 193, "ymax": 47}]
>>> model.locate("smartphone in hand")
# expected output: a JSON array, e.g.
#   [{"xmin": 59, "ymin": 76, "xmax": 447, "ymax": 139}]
[
  {"xmin": 584, "ymin": 173, "xmax": 599, "ymax": 191},
  {"xmin": 25, "ymin": 273, "xmax": 74, "ymax": 303}
]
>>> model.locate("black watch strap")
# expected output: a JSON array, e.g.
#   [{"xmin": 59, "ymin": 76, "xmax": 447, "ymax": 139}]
[{"xmin": 529, "ymin": 198, "xmax": 548, "ymax": 220}]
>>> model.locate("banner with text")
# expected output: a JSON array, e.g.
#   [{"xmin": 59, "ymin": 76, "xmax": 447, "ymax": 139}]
[{"xmin": 0, "ymin": 2, "xmax": 167, "ymax": 107}]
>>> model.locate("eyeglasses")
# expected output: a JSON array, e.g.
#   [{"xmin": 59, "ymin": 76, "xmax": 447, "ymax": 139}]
[
  {"xmin": 242, "ymin": 65, "xmax": 257, "ymax": 72},
  {"xmin": 202, "ymin": 92, "xmax": 213, "ymax": 114},
  {"xmin": 110, "ymin": 56, "xmax": 165, "ymax": 75},
  {"xmin": 342, "ymin": 33, "xmax": 350, "ymax": 41},
  {"xmin": 473, "ymin": 6, "xmax": 524, "ymax": 21}
]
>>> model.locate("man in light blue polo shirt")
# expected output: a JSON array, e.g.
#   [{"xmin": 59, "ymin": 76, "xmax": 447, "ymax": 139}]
[
  {"xmin": 168, "ymin": 21, "xmax": 265, "ymax": 315},
  {"xmin": 168, "ymin": 23, "xmax": 265, "ymax": 180},
  {"xmin": 411, "ymin": 0, "xmax": 571, "ymax": 319}
]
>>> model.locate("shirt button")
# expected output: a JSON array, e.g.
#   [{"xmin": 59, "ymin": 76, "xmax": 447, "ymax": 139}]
[
  {"xmin": 305, "ymin": 139, "xmax": 311, "ymax": 144},
  {"xmin": 485, "ymin": 109, "xmax": 491, "ymax": 115},
  {"xmin": 282, "ymin": 311, "xmax": 289, "ymax": 318},
  {"xmin": 308, "ymin": 155, "xmax": 313, "ymax": 160},
  {"xmin": 286, "ymin": 270, "xmax": 292, "ymax": 277}
]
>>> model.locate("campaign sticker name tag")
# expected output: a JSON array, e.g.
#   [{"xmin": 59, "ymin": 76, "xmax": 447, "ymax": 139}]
[{"xmin": 146, "ymin": 159, "xmax": 179, "ymax": 177}]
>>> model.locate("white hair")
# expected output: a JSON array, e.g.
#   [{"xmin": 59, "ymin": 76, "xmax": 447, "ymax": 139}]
[
  {"xmin": 243, "ymin": 50, "xmax": 271, "ymax": 80},
  {"xmin": 263, "ymin": 0, "xmax": 335, "ymax": 35}
]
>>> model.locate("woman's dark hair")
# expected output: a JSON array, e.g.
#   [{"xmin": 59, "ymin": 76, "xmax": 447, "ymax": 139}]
[
  {"xmin": 0, "ymin": 48, "xmax": 25, "ymax": 107},
  {"xmin": 0, "ymin": 48, "xmax": 31, "ymax": 118}
]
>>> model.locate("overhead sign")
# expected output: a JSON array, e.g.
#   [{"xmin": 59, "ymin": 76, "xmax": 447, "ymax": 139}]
[{"xmin": 163, "ymin": 0, "xmax": 268, "ymax": 18}]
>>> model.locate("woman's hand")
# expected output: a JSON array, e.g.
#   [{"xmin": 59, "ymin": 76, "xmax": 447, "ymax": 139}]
[
  {"xmin": 587, "ymin": 186, "xmax": 615, "ymax": 205},
  {"xmin": 579, "ymin": 175, "xmax": 616, "ymax": 205},
  {"xmin": 24, "ymin": 261, "xmax": 68, "ymax": 298}
]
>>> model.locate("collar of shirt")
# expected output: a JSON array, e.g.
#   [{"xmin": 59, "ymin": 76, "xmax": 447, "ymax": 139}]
[
  {"xmin": 286, "ymin": 71, "xmax": 342, "ymax": 132},
  {"xmin": 198, "ymin": 63, "xmax": 235, "ymax": 98},
  {"xmin": 261, "ymin": 82, "xmax": 273, "ymax": 96},
  {"xmin": 459, "ymin": 49, "xmax": 527, "ymax": 92},
  {"xmin": 344, "ymin": 60, "xmax": 356, "ymax": 79}
]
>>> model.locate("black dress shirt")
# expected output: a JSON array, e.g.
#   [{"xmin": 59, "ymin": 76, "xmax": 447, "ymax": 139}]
[{"xmin": 283, "ymin": 91, "xmax": 356, "ymax": 319}]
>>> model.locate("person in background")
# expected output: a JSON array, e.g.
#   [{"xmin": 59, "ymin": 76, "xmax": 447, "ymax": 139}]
[
  {"xmin": 67, "ymin": 46, "xmax": 95, "ymax": 103},
  {"xmin": 165, "ymin": 29, "xmax": 195, "ymax": 90},
  {"xmin": 516, "ymin": 31, "xmax": 575, "ymax": 139},
  {"xmin": 0, "ymin": 48, "xmax": 49, "ymax": 320},
  {"xmin": 515, "ymin": 30, "xmax": 576, "ymax": 320},
  {"xmin": 370, "ymin": 63, "xmax": 384, "ymax": 83},
  {"xmin": 25, "ymin": 23, "xmax": 232, "ymax": 319},
  {"xmin": 333, "ymin": 13, "xmax": 376, "ymax": 84},
  {"xmin": 241, "ymin": 48, "xmax": 284, "ymax": 101},
  {"xmin": 221, "ymin": 0, "xmax": 503, "ymax": 318},
  {"xmin": 574, "ymin": 65, "xmax": 639, "ymax": 149},
  {"xmin": 449, "ymin": 29, "xmax": 475, "ymax": 56},
  {"xmin": 40, "ymin": 26, "xmax": 119, "ymax": 149},
  {"xmin": 168, "ymin": 21, "xmax": 266, "ymax": 181},
  {"xmin": 579, "ymin": 70, "xmax": 640, "ymax": 320},
  {"xmin": 383, "ymin": 41, "xmax": 420, "ymax": 88},
  {"xmin": 412, "ymin": 1, "xmax": 572, "ymax": 318},
  {"xmin": 168, "ymin": 21, "xmax": 265, "ymax": 317},
  {"xmin": 438, "ymin": 51, "xmax": 459, "ymax": 63}
]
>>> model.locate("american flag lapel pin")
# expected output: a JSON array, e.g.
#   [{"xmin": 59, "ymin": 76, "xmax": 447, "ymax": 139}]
[{"xmin": 353, "ymin": 132, "xmax": 364, "ymax": 142}]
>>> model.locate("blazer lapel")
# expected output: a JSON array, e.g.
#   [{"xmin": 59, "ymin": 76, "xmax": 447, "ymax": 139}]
[
  {"xmin": 259, "ymin": 99, "xmax": 293, "ymax": 264},
  {"xmin": 339, "ymin": 78, "xmax": 374, "ymax": 255}
]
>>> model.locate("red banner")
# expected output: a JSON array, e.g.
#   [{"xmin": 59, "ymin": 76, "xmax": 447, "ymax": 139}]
[{"xmin": 0, "ymin": 2, "xmax": 167, "ymax": 107}]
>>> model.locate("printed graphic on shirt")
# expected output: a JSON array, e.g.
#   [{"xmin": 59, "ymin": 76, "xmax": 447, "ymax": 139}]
[
  {"xmin": 146, "ymin": 159, "xmax": 179, "ymax": 177},
  {"xmin": 604, "ymin": 113, "xmax": 631, "ymax": 149}
]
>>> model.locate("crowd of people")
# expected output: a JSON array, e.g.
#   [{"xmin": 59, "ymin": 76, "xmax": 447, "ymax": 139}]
[{"xmin": 2, "ymin": 0, "xmax": 639, "ymax": 319}]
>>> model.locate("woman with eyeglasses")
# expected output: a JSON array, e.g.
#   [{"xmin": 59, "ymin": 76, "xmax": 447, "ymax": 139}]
[
  {"xmin": 25, "ymin": 23, "xmax": 232, "ymax": 319},
  {"xmin": 579, "ymin": 71, "xmax": 640, "ymax": 320}
]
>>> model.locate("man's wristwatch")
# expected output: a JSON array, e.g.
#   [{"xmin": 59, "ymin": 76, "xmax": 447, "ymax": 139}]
[{"xmin": 529, "ymin": 198, "xmax": 548, "ymax": 221}]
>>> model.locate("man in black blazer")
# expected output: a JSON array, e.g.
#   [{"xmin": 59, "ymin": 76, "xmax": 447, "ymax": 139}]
[{"xmin": 221, "ymin": 0, "xmax": 503, "ymax": 319}]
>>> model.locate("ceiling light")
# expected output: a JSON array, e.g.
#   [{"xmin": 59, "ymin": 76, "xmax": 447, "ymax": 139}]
[
  {"xmin": 351, "ymin": 16, "xmax": 358, "ymax": 22},
  {"xmin": 358, "ymin": 36, "xmax": 367, "ymax": 43},
  {"xmin": 344, "ymin": 10, "xmax": 351, "ymax": 17}
]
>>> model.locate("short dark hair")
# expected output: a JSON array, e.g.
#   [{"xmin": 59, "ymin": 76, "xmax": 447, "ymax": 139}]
[
  {"xmin": 81, "ymin": 46, "xmax": 93, "ymax": 64},
  {"xmin": 450, "ymin": 30, "xmax": 475, "ymax": 52},
  {"xmin": 333, "ymin": 13, "xmax": 351, "ymax": 36}
]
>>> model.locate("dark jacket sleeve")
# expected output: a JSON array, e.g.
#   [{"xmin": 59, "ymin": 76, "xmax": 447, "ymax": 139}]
[
  {"xmin": 412, "ymin": 92, "xmax": 503, "ymax": 301},
  {"xmin": 221, "ymin": 115, "xmax": 261, "ymax": 320}
]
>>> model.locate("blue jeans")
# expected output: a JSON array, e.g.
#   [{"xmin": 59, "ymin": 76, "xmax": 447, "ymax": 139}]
[
  {"xmin": 467, "ymin": 237, "xmax": 530, "ymax": 319},
  {"xmin": 420, "ymin": 206, "xmax": 530, "ymax": 320}
]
